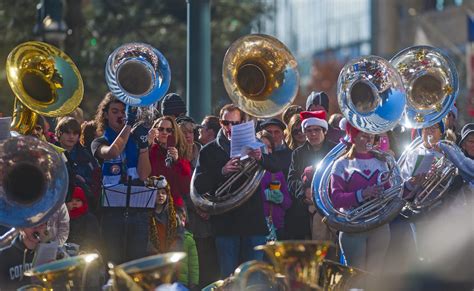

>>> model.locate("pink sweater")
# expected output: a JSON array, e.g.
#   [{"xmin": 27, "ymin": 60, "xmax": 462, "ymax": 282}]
[{"xmin": 330, "ymin": 152, "xmax": 390, "ymax": 210}]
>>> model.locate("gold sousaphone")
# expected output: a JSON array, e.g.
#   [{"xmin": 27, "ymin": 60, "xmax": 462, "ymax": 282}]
[
  {"xmin": 6, "ymin": 41, "xmax": 83, "ymax": 134},
  {"xmin": 190, "ymin": 34, "xmax": 299, "ymax": 215}
]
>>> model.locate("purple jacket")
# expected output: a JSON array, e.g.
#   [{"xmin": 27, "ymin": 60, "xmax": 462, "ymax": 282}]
[{"xmin": 260, "ymin": 171, "xmax": 292, "ymax": 229}]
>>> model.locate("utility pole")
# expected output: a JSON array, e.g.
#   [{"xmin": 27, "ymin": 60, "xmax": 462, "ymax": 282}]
[{"xmin": 186, "ymin": 0, "xmax": 211, "ymax": 121}]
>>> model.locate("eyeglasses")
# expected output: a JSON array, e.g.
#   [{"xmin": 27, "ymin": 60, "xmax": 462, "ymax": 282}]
[
  {"xmin": 220, "ymin": 120, "xmax": 241, "ymax": 126},
  {"xmin": 157, "ymin": 127, "xmax": 173, "ymax": 133}
]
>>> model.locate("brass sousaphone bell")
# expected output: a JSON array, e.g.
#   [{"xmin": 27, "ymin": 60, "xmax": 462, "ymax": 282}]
[
  {"xmin": 7, "ymin": 41, "xmax": 83, "ymax": 134},
  {"xmin": 191, "ymin": 34, "xmax": 299, "ymax": 215}
]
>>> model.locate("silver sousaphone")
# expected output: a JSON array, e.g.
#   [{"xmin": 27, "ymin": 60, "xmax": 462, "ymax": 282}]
[
  {"xmin": 106, "ymin": 42, "xmax": 171, "ymax": 126},
  {"xmin": 390, "ymin": 45, "xmax": 458, "ymax": 129},
  {"xmin": 312, "ymin": 56, "xmax": 406, "ymax": 233}
]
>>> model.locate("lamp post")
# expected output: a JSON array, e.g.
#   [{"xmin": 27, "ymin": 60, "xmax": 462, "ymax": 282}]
[
  {"xmin": 186, "ymin": 0, "xmax": 211, "ymax": 121},
  {"xmin": 33, "ymin": 0, "xmax": 67, "ymax": 49}
]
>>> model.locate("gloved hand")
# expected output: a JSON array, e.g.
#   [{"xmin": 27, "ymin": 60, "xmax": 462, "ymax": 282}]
[
  {"xmin": 131, "ymin": 123, "xmax": 150, "ymax": 149},
  {"xmin": 125, "ymin": 106, "xmax": 138, "ymax": 126},
  {"xmin": 264, "ymin": 189, "xmax": 284, "ymax": 204}
]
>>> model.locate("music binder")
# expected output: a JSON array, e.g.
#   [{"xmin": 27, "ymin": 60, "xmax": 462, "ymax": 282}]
[{"xmin": 102, "ymin": 184, "xmax": 157, "ymax": 208}]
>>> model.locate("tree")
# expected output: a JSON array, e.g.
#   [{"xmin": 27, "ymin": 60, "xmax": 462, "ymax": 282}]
[{"xmin": 0, "ymin": 0, "xmax": 268, "ymax": 120}]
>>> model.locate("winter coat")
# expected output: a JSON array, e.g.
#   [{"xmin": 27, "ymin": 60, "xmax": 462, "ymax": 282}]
[
  {"xmin": 149, "ymin": 143, "xmax": 192, "ymax": 208},
  {"xmin": 178, "ymin": 230, "xmax": 199, "ymax": 287},
  {"xmin": 260, "ymin": 171, "xmax": 292, "ymax": 229},
  {"xmin": 193, "ymin": 129, "xmax": 280, "ymax": 236}
]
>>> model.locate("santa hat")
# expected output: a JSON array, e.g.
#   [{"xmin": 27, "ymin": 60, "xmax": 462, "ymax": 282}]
[
  {"xmin": 300, "ymin": 110, "xmax": 328, "ymax": 133},
  {"xmin": 339, "ymin": 118, "xmax": 360, "ymax": 143}
]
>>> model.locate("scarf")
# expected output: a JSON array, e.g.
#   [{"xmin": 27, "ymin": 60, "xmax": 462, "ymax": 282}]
[
  {"xmin": 102, "ymin": 126, "xmax": 139, "ymax": 185},
  {"xmin": 68, "ymin": 187, "xmax": 89, "ymax": 219}
]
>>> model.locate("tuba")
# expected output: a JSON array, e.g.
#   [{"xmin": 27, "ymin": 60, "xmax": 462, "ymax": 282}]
[
  {"xmin": 397, "ymin": 137, "xmax": 458, "ymax": 217},
  {"xmin": 6, "ymin": 41, "xmax": 83, "ymax": 134},
  {"xmin": 0, "ymin": 136, "xmax": 69, "ymax": 230},
  {"xmin": 393, "ymin": 46, "xmax": 460, "ymax": 216},
  {"xmin": 22, "ymin": 253, "xmax": 99, "ymax": 290},
  {"xmin": 190, "ymin": 34, "xmax": 299, "ymax": 215},
  {"xmin": 108, "ymin": 252, "xmax": 186, "ymax": 290},
  {"xmin": 105, "ymin": 42, "xmax": 171, "ymax": 127},
  {"xmin": 312, "ymin": 56, "xmax": 407, "ymax": 233},
  {"xmin": 390, "ymin": 46, "xmax": 458, "ymax": 129}
]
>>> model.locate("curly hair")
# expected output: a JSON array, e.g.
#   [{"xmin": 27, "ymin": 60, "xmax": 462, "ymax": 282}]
[
  {"xmin": 94, "ymin": 92, "xmax": 125, "ymax": 133},
  {"xmin": 149, "ymin": 182, "xmax": 178, "ymax": 253},
  {"xmin": 152, "ymin": 116, "xmax": 192, "ymax": 160}
]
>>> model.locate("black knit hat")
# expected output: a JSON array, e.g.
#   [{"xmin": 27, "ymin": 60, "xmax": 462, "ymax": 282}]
[
  {"xmin": 260, "ymin": 118, "xmax": 286, "ymax": 131},
  {"xmin": 161, "ymin": 93, "xmax": 187, "ymax": 117},
  {"xmin": 459, "ymin": 123, "xmax": 474, "ymax": 146},
  {"xmin": 306, "ymin": 91, "xmax": 329, "ymax": 112}
]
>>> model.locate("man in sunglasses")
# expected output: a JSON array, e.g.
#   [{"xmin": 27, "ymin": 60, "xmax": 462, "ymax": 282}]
[{"xmin": 193, "ymin": 104, "xmax": 279, "ymax": 278}]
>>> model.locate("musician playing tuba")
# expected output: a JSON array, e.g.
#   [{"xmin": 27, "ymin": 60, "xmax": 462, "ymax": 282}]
[
  {"xmin": 192, "ymin": 104, "xmax": 279, "ymax": 277},
  {"xmin": 330, "ymin": 121, "xmax": 411, "ymax": 274},
  {"xmin": 91, "ymin": 93, "xmax": 152, "ymax": 264},
  {"xmin": 0, "ymin": 223, "xmax": 49, "ymax": 289}
]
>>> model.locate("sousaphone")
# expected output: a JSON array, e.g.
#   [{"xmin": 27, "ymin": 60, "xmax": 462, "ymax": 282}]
[
  {"xmin": 191, "ymin": 34, "xmax": 299, "ymax": 215},
  {"xmin": 312, "ymin": 56, "xmax": 406, "ymax": 233}
]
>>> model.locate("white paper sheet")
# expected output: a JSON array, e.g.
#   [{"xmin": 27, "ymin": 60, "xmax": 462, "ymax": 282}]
[{"xmin": 230, "ymin": 120, "xmax": 259, "ymax": 158}]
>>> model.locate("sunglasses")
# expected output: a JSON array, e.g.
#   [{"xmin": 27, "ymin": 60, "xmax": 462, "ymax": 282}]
[
  {"xmin": 292, "ymin": 128, "xmax": 303, "ymax": 135},
  {"xmin": 157, "ymin": 127, "xmax": 173, "ymax": 133},
  {"xmin": 220, "ymin": 120, "xmax": 241, "ymax": 126}
]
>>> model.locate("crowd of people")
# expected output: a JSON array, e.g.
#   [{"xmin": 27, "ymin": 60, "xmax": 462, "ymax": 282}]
[{"xmin": 0, "ymin": 88, "xmax": 472, "ymax": 290}]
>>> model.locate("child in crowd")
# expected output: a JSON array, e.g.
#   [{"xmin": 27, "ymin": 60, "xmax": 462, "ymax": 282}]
[
  {"xmin": 148, "ymin": 176, "xmax": 183, "ymax": 254},
  {"xmin": 176, "ymin": 208, "xmax": 199, "ymax": 290}
]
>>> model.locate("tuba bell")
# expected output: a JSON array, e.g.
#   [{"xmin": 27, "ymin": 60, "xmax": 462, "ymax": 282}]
[
  {"xmin": 106, "ymin": 42, "xmax": 171, "ymax": 127},
  {"xmin": 190, "ymin": 34, "xmax": 299, "ymax": 215},
  {"xmin": 390, "ymin": 46, "xmax": 458, "ymax": 129},
  {"xmin": 312, "ymin": 56, "xmax": 407, "ymax": 233},
  {"xmin": 108, "ymin": 252, "xmax": 187, "ymax": 290},
  {"xmin": 22, "ymin": 253, "xmax": 99, "ymax": 290},
  {"xmin": 0, "ymin": 136, "xmax": 69, "ymax": 229},
  {"xmin": 6, "ymin": 41, "xmax": 83, "ymax": 134}
]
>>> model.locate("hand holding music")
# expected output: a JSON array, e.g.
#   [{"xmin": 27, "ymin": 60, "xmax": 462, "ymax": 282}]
[
  {"xmin": 222, "ymin": 157, "xmax": 240, "ymax": 176},
  {"xmin": 247, "ymin": 148, "xmax": 262, "ymax": 161}
]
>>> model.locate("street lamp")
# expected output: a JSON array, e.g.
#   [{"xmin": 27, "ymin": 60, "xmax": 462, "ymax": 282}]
[{"xmin": 33, "ymin": 0, "xmax": 67, "ymax": 48}]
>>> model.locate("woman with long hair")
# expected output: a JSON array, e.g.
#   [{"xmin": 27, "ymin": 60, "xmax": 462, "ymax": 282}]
[
  {"xmin": 284, "ymin": 114, "xmax": 306, "ymax": 150},
  {"xmin": 149, "ymin": 116, "xmax": 192, "ymax": 208}
]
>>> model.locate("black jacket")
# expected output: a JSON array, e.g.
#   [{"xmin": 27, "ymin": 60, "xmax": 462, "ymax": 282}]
[
  {"xmin": 287, "ymin": 140, "xmax": 336, "ymax": 200},
  {"xmin": 272, "ymin": 145, "xmax": 293, "ymax": 178},
  {"xmin": 68, "ymin": 213, "xmax": 101, "ymax": 252},
  {"xmin": 193, "ymin": 129, "xmax": 279, "ymax": 236},
  {"xmin": 0, "ymin": 236, "xmax": 35, "ymax": 290}
]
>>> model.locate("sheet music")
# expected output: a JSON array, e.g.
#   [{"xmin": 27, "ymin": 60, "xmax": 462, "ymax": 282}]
[
  {"xmin": 103, "ymin": 185, "xmax": 157, "ymax": 208},
  {"xmin": 33, "ymin": 241, "xmax": 58, "ymax": 267},
  {"xmin": 412, "ymin": 153, "xmax": 435, "ymax": 176},
  {"xmin": 230, "ymin": 120, "xmax": 264, "ymax": 158}
]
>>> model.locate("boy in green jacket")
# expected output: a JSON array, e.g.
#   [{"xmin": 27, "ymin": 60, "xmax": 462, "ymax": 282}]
[{"xmin": 177, "ymin": 208, "xmax": 199, "ymax": 290}]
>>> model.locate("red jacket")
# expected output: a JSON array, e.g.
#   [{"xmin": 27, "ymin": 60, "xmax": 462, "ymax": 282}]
[{"xmin": 149, "ymin": 144, "xmax": 192, "ymax": 207}]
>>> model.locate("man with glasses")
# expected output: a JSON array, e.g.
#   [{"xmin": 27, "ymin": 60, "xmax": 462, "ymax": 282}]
[
  {"xmin": 287, "ymin": 110, "xmax": 336, "ymax": 241},
  {"xmin": 193, "ymin": 104, "xmax": 279, "ymax": 277},
  {"xmin": 198, "ymin": 115, "xmax": 220, "ymax": 145}
]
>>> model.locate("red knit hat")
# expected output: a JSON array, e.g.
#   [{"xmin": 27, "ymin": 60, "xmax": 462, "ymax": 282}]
[
  {"xmin": 300, "ymin": 110, "xmax": 328, "ymax": 133},
  {"xmin": 339, "ymin": 118, "xmax": 360, "ymax": 143}
]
